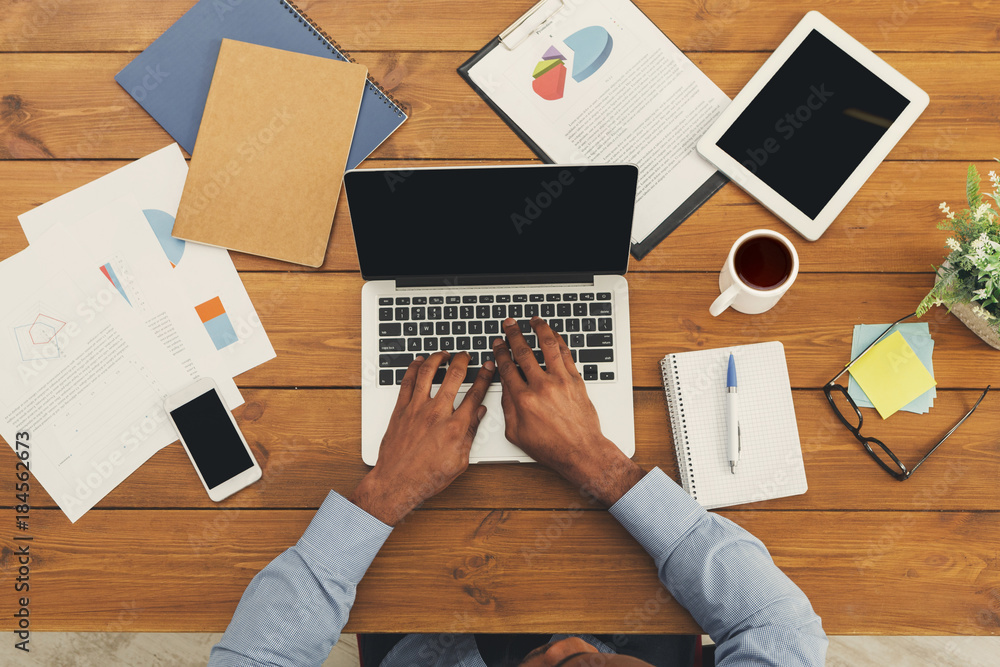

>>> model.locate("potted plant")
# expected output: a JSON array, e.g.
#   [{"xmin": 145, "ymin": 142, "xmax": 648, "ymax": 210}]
[{"xmin": 917, "ymin": 161, "xmax": 1000, "ymax": 349}]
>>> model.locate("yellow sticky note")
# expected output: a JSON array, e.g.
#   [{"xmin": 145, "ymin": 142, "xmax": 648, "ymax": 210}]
[{"xmin": 848, "ymin": 330, "xmax": 937, "ymax": 419}]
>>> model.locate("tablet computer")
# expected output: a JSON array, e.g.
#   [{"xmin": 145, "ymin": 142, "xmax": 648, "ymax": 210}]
[{"xmin": 696, "ymin": 11, "xmax": 929, "ymax": 241}]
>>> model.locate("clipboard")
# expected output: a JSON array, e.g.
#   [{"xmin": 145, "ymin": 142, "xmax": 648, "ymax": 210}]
[{"xmin": 458, "ymin": 0, "xmax": 729, "ymax": 261}]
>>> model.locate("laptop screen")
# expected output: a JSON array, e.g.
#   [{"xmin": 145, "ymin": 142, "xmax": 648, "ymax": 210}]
[{"xmin": 345, "ymin": 165, "xmax": 637, "ymax": 281}]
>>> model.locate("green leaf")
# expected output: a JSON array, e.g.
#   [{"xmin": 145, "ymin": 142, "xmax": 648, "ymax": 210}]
[
  {"xmin": 967, "ymin": 163, "xmax": 982, "ymax": 210},
  {"xmin": 916, "ymin": 292, "xmax": 936, "ymax": 317}
]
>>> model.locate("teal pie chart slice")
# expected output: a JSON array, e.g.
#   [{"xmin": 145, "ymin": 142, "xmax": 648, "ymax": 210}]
[
  {"xmin": 564, "ymin": 26, "xmax": 613, "ymax": 82},
  {"xmin": 143, "ymin": 208, "xmax": 186, "ymax": 267}
]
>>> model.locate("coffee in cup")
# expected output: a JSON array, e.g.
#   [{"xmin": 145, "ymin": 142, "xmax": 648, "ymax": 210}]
[{"xmin": 709, "ymin": 230, "xmax": 799, "ymax": 316}]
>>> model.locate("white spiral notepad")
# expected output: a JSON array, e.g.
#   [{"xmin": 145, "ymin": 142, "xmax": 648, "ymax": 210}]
[{"xmin": 660, "ymin": 341, "xmax": 808, "ymax": 509}]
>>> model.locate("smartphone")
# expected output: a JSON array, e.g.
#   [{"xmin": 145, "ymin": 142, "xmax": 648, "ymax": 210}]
[{"xmin": 164, "ymin": 378, "xmax": 262, "ymax": 501}]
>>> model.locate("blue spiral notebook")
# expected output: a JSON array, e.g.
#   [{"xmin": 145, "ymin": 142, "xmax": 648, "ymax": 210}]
[{"xmin": 116, "ymin": 0, "xmax": 407, "ymax": 170}]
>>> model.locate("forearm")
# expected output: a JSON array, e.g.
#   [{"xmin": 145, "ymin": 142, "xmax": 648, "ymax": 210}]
[
  {"xmin": 350, "ymin": 473, "xmax": 420, "ymax": 526},
  {"xmin": 209, "ymin": 491, "xmax": 392, "ymax": 666},
  {"xmin": 550, "ymin": 436, "xmax": 646, "ymax": 507},
  {"xmin": 610, "ymin": 468, "xmax": 827, "ymax": 667}
]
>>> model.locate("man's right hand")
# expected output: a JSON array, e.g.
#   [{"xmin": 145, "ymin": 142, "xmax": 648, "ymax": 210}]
[{"xmin": 491, "ymin": 317, "xmax": 644, "ymax": 506}]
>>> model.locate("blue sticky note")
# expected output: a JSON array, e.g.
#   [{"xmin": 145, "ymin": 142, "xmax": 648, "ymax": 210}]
[{"xmin": 848, "ymin": 323, "xmax": 936, "ymax": 413}]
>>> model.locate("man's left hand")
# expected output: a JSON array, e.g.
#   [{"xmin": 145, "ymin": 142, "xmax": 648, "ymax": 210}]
[{"xmin": 350, "ymin": 351, "xmax": 495, "ymax": 525}]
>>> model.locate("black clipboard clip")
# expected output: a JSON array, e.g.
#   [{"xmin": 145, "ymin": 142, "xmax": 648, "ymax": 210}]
[{"xmin": 499, "ymin": 0, "xmax": 565, "ymax": 50}]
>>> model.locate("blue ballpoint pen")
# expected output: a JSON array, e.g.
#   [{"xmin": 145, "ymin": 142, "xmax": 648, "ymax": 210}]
[{"xmin": 726, "ymin": 353, "xmax": 741, "ymax": 474}]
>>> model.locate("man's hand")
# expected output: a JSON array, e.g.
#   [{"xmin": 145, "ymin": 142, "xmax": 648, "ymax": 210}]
[
  {"xmin": 350, "ymin": 351, "xmax": 494, "ymax": 525},
  {"xmin": 492, "ymin": 317, "xmax": 644, "ymax": 506}
]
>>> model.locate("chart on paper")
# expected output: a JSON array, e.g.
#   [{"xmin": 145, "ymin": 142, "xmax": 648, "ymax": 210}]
[
  {"xmin": 515, "ymin": 16, "xmax": 635, "ymax": 119},
  {"xmin": 195, "ymin": 297, "xmax": 239, "ymax": 351},
  {"xmin": 143, "ymin": 208, "xmax": 186, "ymax": 267},
  {"xmin": 97, "ymin": 255, "xmax": 149, "ymax": 313},
  {"xmin": 12, "ymin": 306, "xmax": 67, "ymax": 363},
  {"xmin": 531, "ymin": 26, "xmax": 615, "ymax": 101}
]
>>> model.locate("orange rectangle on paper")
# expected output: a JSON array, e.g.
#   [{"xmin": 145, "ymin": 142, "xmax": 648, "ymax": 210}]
[{"xmin": 195, "ymin": 296, "xmax": 226, "ymax": 323}]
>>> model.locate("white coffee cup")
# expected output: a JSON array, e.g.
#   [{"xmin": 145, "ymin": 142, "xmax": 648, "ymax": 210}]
[{"xmin": 709, "ymin": 229, "xmax": 799, "ymax": 317}]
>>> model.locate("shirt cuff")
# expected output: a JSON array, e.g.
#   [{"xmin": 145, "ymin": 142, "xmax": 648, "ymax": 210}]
[
  {"xmin": 609, "ymin": 467, "xmax": 706, "ymax": 563},
  {"xmin": 296, "ymin": 490, "xmax": 394, "ymax": 585}
]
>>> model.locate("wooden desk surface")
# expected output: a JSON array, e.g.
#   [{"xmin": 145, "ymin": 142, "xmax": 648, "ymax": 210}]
[{"xmin": 1, "ymin": 0, "xmax": 998, "ymax": 636}]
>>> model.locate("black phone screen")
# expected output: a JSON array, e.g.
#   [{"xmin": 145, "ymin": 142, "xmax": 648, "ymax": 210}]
[{"xmin": 170, "ymin": 389, "xmax": 253, "ymax": 489}]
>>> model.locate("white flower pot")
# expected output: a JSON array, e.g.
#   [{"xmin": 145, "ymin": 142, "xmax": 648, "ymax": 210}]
[
  {"xmin": 948, "ymin": 301, "xmax": 1000, "ymax": 350},
  {"xmin": 933, "ymin": 265, "xmax": 1000, "ymax": 350}
]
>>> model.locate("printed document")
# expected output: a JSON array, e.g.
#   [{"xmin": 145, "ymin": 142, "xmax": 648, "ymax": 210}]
[
  {"xmin": 0, "ymin": 235, "xmax": 190, "ymax": 523},
  {"xmin": 56, "ymin": 197, "xmax": 243, "ymax": 408},
  {"xmin": 466, "ymin": 0, "xmax": 730, "ymax": 244},
  {"xmin": 18, "ymin": 144, "xmax": 276, "ymax": 379}
]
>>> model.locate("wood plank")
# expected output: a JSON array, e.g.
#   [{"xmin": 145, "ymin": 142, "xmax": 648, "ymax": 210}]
[
  {"xmin": 3, "ymin": 159, "xmax": 994, "ymax": 274},
  {"xmin": 2, "ymin": 389, "xmax": 997, "ymax": 512},
  {"xmin": 1, "ymin": 53, "xmax": 997, "ymax": 161},
  {"xmin": 1, "ymin": 0, "xmax": 998, "ymax": 54},
  {"xmin": 226, "ymin": 271, "xmax": 1000, "ymax": 389},
  {"xmin": 2, "ymin": 508, "xmax": 997, "ymax": 634},
  {"xmin": 2, "ymin": 272, "xmax": 991, "ymax": 436}
]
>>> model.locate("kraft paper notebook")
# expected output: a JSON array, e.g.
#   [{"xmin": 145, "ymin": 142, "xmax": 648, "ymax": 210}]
[
  {"xmin": 115, "ymin": 0, "xmax": 406, "ymax": 171},
  {"xmin": 173, "ymin": 39, "xmax": 366, "ymax": 267},
  {"xmin": 660, "ymin": 341, "xmax": 808, "ymax": 509}
]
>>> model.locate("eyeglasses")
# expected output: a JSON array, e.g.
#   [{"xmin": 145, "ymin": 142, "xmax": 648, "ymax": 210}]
[{"xmin": 823, "ymin": 312, "xmax": 991, "ymax": 481}]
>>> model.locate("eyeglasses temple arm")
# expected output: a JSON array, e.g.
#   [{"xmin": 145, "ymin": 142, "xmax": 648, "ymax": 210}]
[
  {"xmin": 825, "ymin": 313, "xmax": 917, "ymax": 387},
  {"xmin": 909, "ymin": 385, "xmax": 991, "ymax": 475}
]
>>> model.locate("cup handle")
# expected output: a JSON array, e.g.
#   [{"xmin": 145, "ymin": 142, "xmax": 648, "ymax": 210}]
[{"xmin": 709, "ymin": 284, "xmax": 741, "ymax": 317}]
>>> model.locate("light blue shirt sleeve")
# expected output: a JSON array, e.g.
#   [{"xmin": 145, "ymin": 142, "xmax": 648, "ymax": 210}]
[
  {"xmin": 609, "ymin": 467, "xmax": 828, "ymax": 666},
  {"xmin": 209, "ymin": 490, "xmax": 393, "ymax": 667},
  {"xmin": 212, "ymin": 468, "xmax": 826, "ymax": 667}
]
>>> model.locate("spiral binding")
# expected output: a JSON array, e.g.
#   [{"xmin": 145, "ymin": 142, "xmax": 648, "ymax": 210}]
[
  {"xmin": 660, "ymin": 356, "xmax": 696, "ymax": 499},
  {"xmin": 279, "ymin": 0, "xmax": 409, "ymax": 117}
]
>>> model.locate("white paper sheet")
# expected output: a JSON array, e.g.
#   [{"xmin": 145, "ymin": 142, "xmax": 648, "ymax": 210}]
[
  {"xmin": 18, "ymin": 144, "xmax": 276, "ymax": 378},
  {"xmin": 467, "ymin": 0, "xmax": 730, "ymax": 244},
  {"xmin": 57, "ymin": 197, "xmax": 243, "ymax": 408},
  {"xmin": 0, "ymin": 238, "xmax": 191, "ymax": 523}
]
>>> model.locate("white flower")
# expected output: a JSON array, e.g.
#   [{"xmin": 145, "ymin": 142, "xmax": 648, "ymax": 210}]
[
  {"xmin": 939, "ymin": 202, "xmax": 955, "ymax": 220},
  {"xmin": 973, "ymin": 288, "xmax": 989, "ymax": 301},
  {"xmin": 946, "ymin": 237, "xmax": 962, "ymax": 251},
  {"xmin": 975, "ymin": 203, "xmax": 996, "ymax": 220},
  {"xmin": 970, "ymin": 233, "xmax": 1000, "ymax": 261}
]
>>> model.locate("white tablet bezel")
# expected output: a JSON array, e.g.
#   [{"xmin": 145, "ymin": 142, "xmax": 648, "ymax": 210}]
[{"xmin": 696, "ymin": 11, "xmax": 929, "ymax": 241}]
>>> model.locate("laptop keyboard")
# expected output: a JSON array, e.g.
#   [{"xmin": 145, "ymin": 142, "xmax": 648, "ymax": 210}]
[{"xmin": 377, "ymin": 291, "xmax": 616, "ymax": 386}]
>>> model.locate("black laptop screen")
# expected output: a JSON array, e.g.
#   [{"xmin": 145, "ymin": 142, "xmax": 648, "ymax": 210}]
[{"xmin": 345, "ymin": 165, "xmax": 637, "ymax": 281}]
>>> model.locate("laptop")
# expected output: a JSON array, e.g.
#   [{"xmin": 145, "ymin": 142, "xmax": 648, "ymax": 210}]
[{"xmin": 344, "ymin": 164, "xmax": 639, "ymax": 465}]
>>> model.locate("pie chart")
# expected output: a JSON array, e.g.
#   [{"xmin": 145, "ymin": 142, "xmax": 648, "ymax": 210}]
[
  {"xmin": 143, "ymin": 208, "xmax": 185, "ymax": 267},
  {"xmin": 564, "ymin": 26, "xmax": 613, "ymax": 82},
  {"xmin": 531, "ymin": 26, "xmax": 613, "ymax": 101}
]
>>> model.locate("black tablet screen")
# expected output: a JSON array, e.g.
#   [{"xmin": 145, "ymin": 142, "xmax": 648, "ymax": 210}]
[{"xmin": 716, "ymin": 30, "xmax": 910, "ymax": 219}]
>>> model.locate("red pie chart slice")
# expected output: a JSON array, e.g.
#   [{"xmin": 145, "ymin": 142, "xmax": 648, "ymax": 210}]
[{"xmin": 532, "ymin": 63, "xmax": 567, "ymax": 100}]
